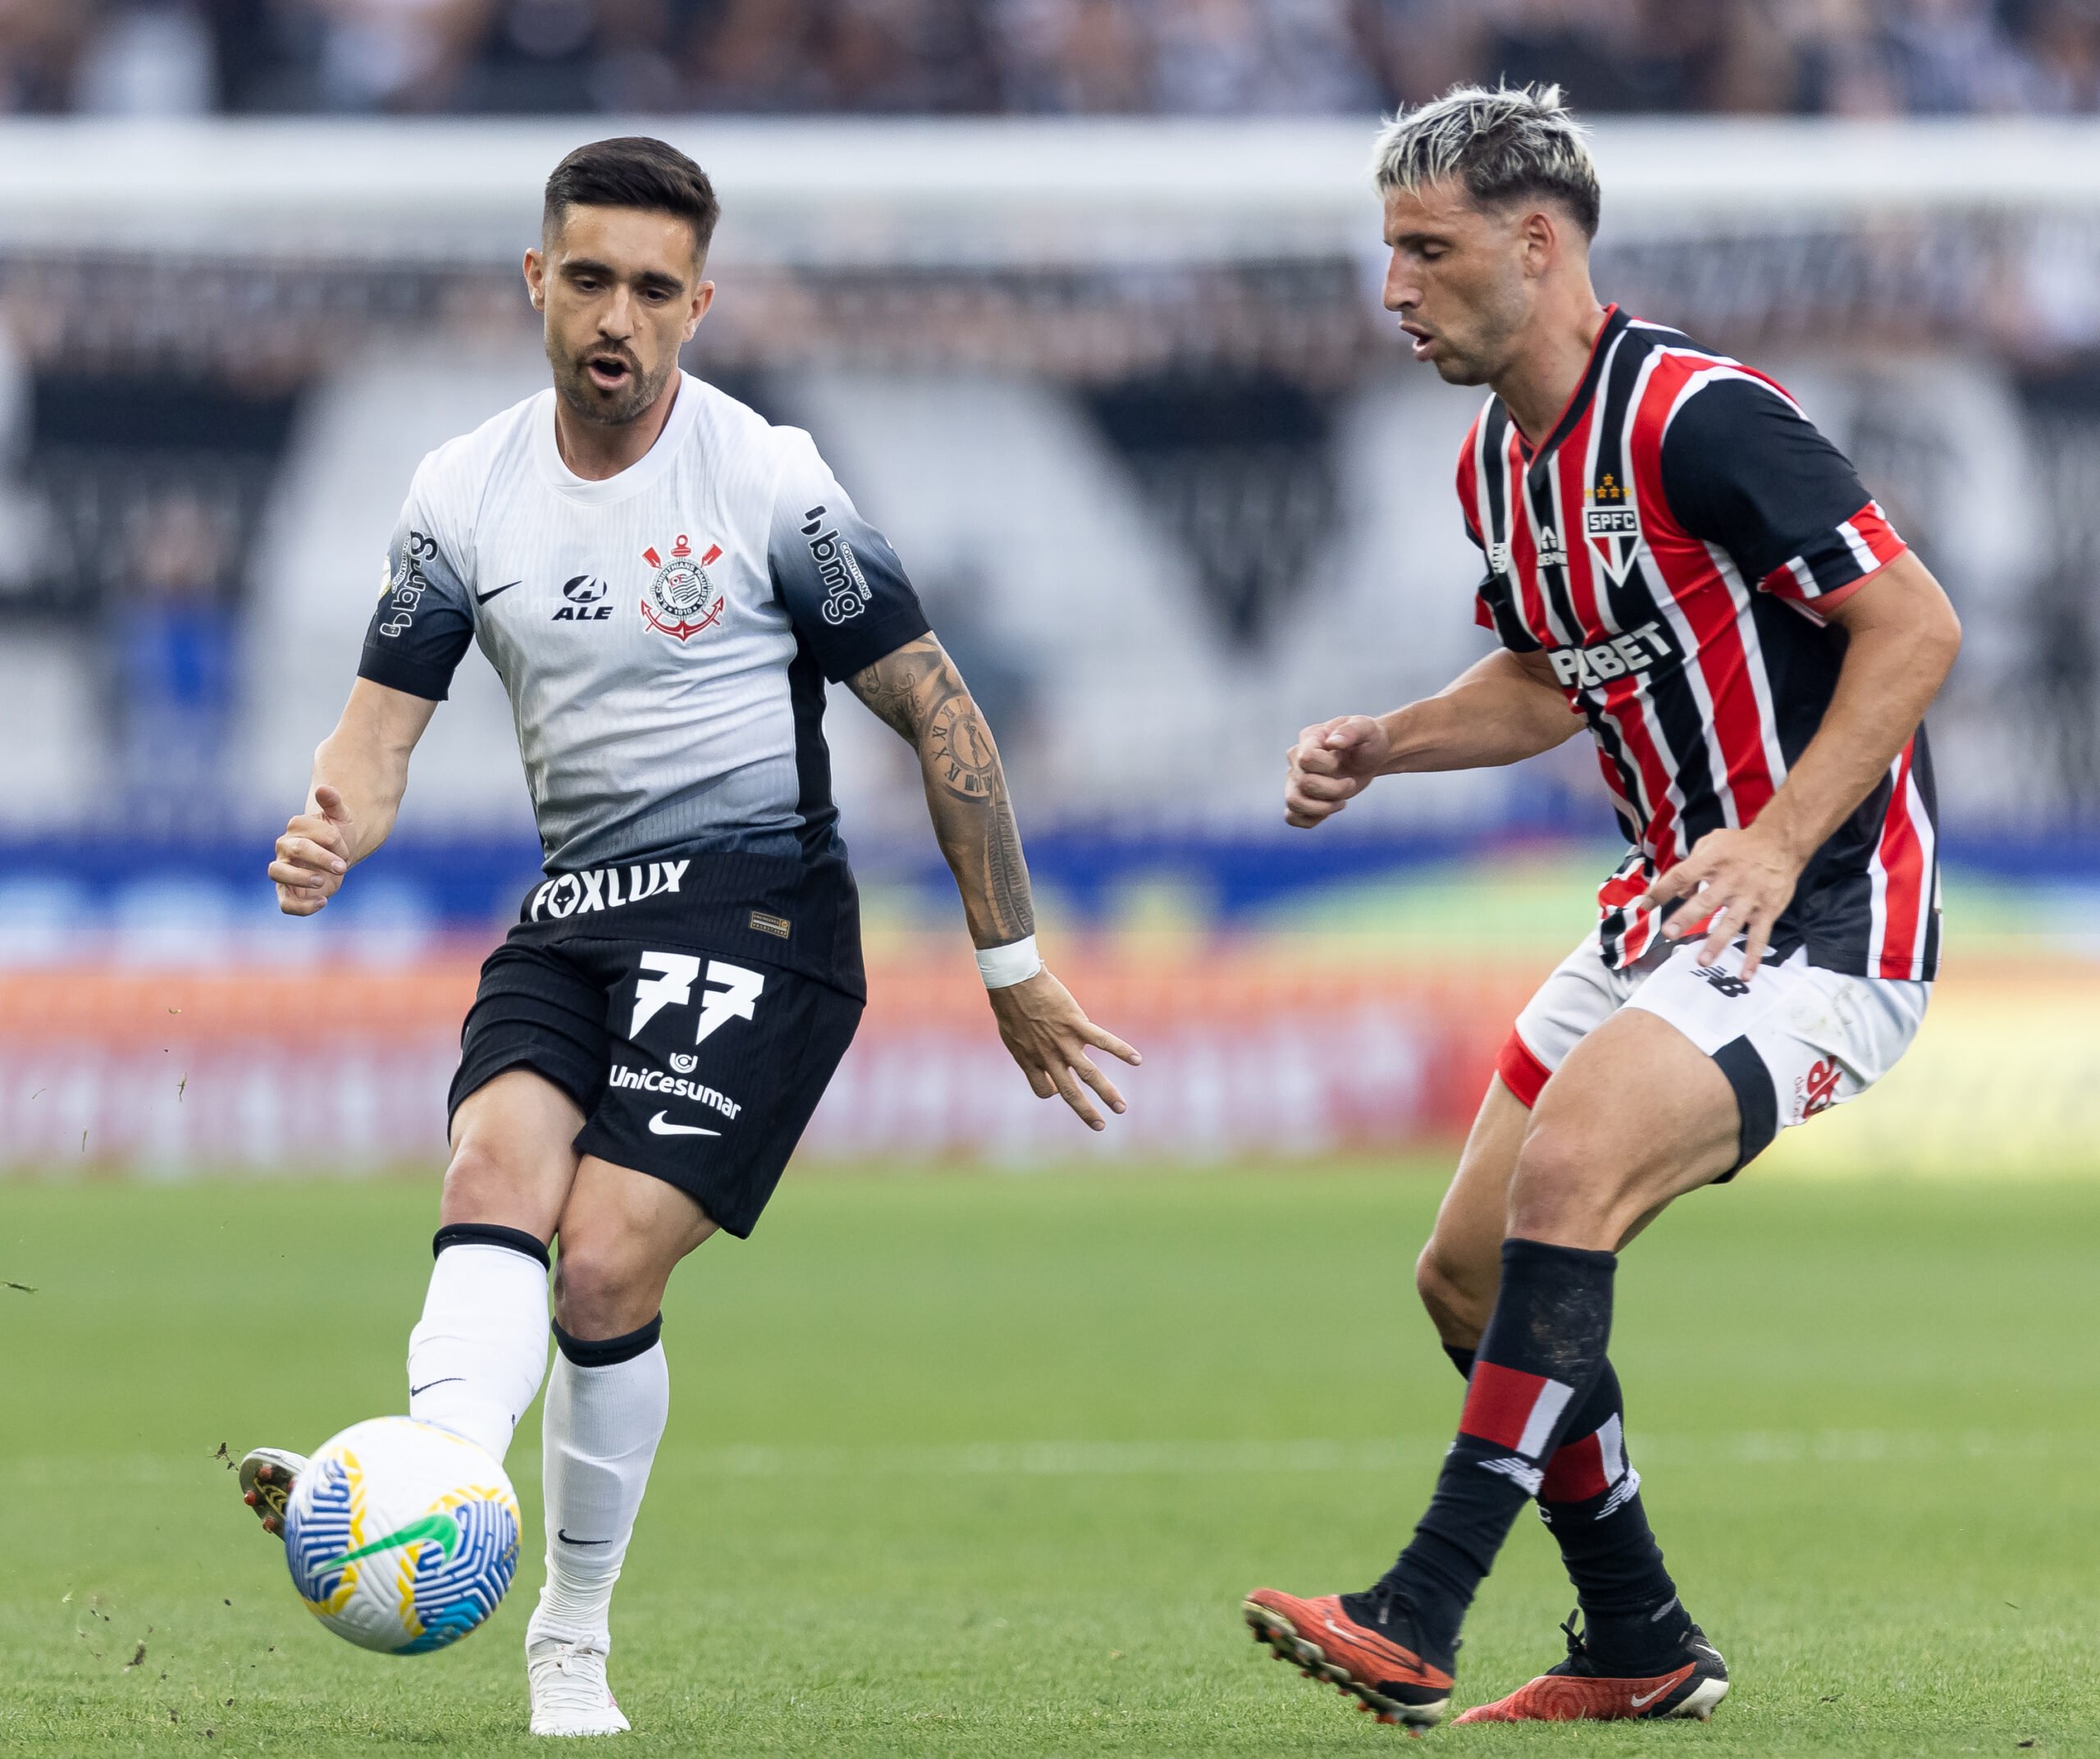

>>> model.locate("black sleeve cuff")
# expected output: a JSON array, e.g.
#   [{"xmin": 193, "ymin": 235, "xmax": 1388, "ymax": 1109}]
[
  {"xmin": 358, "ymin": 645, "xmax": 454, "ymax": 701},
  {"xmin": 817, "ymin": 607, "xmax": 934, "ymax": 684}
]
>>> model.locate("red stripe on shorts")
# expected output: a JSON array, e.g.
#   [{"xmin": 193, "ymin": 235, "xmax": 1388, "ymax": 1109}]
[{"xmin": 1495, "ymin": 1031, "xmax": 1552, "ymax": 1109}]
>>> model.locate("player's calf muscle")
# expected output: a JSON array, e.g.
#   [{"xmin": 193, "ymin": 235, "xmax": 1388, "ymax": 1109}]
[{"xmin": 1416, "ymin": 1077, "xmax": 1529, "ymax": 1343}]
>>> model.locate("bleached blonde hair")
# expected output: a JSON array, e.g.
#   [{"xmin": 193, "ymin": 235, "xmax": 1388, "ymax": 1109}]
[{"xmin": 1371, "ymin": 84, "xmax": 1600, "ymax": 238}]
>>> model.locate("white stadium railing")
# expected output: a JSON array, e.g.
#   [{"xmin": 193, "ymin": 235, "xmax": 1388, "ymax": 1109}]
[{"xmin": 1, "ymin": 116, "xmax": 2099, "ymax": 265}]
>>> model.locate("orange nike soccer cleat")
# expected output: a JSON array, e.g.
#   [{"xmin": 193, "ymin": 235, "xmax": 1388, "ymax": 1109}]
[
  {"xmin": 1455, "ymin": 1613, "xmax": 1728, "ymax": 1723},
  {"xmin": 1242, "ymin": 1588, "xmax": 1454, "ymax": 1731}
]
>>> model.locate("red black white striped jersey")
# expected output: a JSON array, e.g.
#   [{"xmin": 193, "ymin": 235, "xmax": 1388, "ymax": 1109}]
[{"xmin": 1458, "ymin": 305, "xmax": 1939, "ymax": 981}]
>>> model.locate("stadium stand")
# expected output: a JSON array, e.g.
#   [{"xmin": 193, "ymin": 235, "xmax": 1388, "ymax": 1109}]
[{"xmin": 7, "ymin": 2, "xmax": 2098, "ymax": 121}]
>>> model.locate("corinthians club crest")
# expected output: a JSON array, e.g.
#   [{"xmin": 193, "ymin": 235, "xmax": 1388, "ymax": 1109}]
[
  {"xmin": 640, "ymin": 533, "xmax": 725, "ymax": 642},
  {"xmin": 1582, "ymin": 473, "xmax": 1642, "ymax": 586}
]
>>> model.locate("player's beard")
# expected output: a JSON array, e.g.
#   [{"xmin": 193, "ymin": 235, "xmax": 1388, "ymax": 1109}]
[
  {"xmin": 551, "ymin": 342, "xmax": 674, "ymax": 429},
  {"xmin": 1427, "ymin": 277, "xmax": 1530, "ymax": 388}
]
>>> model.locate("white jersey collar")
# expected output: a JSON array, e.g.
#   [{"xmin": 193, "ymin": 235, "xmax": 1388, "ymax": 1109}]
[{"xmin": 532, "ymin": 370, "xmax": 701, "ymax": 505}]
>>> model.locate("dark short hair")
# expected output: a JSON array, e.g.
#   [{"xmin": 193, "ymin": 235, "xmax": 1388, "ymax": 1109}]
[{"xmin": 542, "ymin": 137, "xmax": 721, "ymax": 258}]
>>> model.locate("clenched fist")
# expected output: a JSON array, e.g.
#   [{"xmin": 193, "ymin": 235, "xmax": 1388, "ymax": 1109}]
[
  {"xmin": 1285, "ymin": 715, "xmax": 1393, "ymax": 828},
  {"xmin": 269, "ymin": 784, "xmax": 355, "ymax": 916}
]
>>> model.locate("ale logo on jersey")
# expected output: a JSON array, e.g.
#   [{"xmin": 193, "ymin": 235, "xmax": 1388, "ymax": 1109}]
[
  {"xmin": 640, "ymin": 533, "xmax": 725, "ymax": 642},
  {"xmin": 554, "ymin": 574, "xmax": 611, "ymax": 622},
  {"xmin": 1582, "ymin": 473, "xmax": 1642, "ymax": 586}
]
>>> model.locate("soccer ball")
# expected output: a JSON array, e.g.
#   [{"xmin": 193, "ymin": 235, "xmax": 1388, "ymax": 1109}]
[{"xmin": 281, "ymin": 1416, "xmax": 521, "ymax": 1654}]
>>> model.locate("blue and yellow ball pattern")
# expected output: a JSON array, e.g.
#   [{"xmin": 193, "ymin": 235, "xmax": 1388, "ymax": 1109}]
[{"xmin": 282, "ymin": 1417, "xmax": 520, "ymax": 1654}]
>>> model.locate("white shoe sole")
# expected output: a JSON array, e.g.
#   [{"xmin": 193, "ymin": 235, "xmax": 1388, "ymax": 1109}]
[{"xmin": 237, "ymin": 1447, "xmax": 307, "ymax": 1538}]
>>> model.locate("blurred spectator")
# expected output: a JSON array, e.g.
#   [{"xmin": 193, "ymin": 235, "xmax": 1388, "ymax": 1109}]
[
  {"xmin": 986, "ymin": 0, "xmax": 1153, "ymax": 112},
  {"xmin": 2008, "ymin": 0, "xmax": 2100, "ymax": 109},
  {"xmin": 112, "ymin": 491, "xmax": 240, "ymax": 828},
  {"xmin": 0, "ymin": 0, "xmax": 96, "ymax": 111},
  {"xmin": 1881, "ymin": 0, "xmax": 2041, "ymax": 111},
  {"xmin": 1150, "ymin": 0, "xmax": 1376, "ymax": 115},
  {"xmin": 73, "ymin": 2, "xmax": 218, "ymax": 112}
]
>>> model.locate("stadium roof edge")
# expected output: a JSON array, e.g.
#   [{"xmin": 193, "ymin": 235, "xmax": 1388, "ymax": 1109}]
[{"xmin": 0, "ymin": 116, "xmax": 2097, "ymax": 265}]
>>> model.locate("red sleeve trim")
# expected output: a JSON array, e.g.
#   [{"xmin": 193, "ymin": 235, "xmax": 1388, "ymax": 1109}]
[{"xmin": 1758, "ymin": 500, "xmax": 1908, "ymax": 605}]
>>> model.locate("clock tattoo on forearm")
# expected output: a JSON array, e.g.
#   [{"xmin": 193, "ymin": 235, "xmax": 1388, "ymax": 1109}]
[
  {"xmin": 927, "ymin": 693, "xmax": 998, "ymax": 802},
  {"xmin": 848, "ymin": 634, "xmax": 1035, "ymax": 946}
]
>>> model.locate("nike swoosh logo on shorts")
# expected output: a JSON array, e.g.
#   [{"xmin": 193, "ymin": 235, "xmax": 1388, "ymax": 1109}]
[
  {"xmin": 474, "ymin": 580, "xmax": 521, "ymax": 605},
  {"xmin": 647, "ymin": 1110, "xmax": 719, "ymax": 1137},
  {"xmin": 558, "ymin": 1529, "xmax": 612, "ymax": 1547},
  {"xmin": 409, "ymin": 1377, "xmax": 463, "ymax": 1396}
]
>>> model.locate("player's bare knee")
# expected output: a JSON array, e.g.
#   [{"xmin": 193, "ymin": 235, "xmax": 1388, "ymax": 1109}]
[
  {"xmin": 1504, "ymin": 1118, "xmax": 1629, "ymax": 1246},
  {"xmin": 550, "ymin": 1245, "xmax": 651, "ymax": 1341},
  {"xmin": 439, "ymin": 1138, "xmax": 532, "ymax": 1228}
]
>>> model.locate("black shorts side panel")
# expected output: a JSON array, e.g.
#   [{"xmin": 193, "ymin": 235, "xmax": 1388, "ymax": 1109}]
[
  {"xmin": 1710, "ymin": 1034, "xmax": 1778, "ymax": 1182},
  {"xmin": 449, "ymin": 942, "xmax": 609, "ymax": 1125},
  {"xmin": 569, "ymin": 940, "xmax": 861, "ymax": 1238}
]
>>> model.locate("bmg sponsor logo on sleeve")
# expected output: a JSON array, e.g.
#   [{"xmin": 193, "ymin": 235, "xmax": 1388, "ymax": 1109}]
[
  {"xmin": 378, "ymin": 531, "xmax": 441, "ymax": 638},
  {"xmin": 801, "ymin": 505, "xmax": 872, "ymax": 625}
]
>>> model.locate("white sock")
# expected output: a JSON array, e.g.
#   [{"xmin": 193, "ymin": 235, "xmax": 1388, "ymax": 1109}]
[
  {"xmin": 530, "ymin": 1328, "xmax": 669, "ymax": 1652},
  {"xmin": 405, "ymin": 1234, "xmax": 551, "ymax": 1463}
]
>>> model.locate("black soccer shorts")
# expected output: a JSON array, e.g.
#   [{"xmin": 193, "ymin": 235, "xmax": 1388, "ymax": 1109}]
[{"xmin": 449, "ymin": 918, "xmax": 862, "ymax": 1239}]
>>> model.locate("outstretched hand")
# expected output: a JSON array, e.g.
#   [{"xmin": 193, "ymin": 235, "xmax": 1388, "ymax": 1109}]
[
  {"xmin": 1637, "ymin": 825, "xmax": 1805, "ymax": 980},
  {"xmin": 270, "ymin": 784, "xmax": 355, "ymax": 916},
  {"xmin": 989, "ymin": 968, "xmax": 1142, "ymax": 1131},
  {"xmin": 1285, "ymin": 715, "xmax": 1392, "ymax": 828}
]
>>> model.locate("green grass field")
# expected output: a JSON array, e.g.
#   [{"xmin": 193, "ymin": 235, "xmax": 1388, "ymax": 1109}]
[{"xmin": 2, "ymin": 1165, "xmax": 2097, "ymax": 1756}]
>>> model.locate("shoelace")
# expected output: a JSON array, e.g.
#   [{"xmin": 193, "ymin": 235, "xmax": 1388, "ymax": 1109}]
[
  {"xmin": 532, "ymin": 1639, "xmax": 613, "ymax": 1712},
  {"xmin": 1559, "ymin": 1609, "xmax": 1588, "ymax": 1662}
]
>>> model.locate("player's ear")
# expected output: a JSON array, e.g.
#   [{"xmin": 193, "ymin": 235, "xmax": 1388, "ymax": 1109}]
[
  {"xmin": 1518, "ymin": 208, "xmax": 1559, "ymax": 275},
  {"xmin": 523, "ymin": 247, "xmax": 546, "ymax": 313},
  {"xmin": 685, "ymin": 279, "xmax": 714, "ymax": 341}
]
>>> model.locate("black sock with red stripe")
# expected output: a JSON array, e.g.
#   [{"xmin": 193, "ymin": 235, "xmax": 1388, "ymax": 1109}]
[
  {"xmin": 1438, "ymin": 1332, "xmax": 1687, "ymax": 1671},
  {"xmin": 1538, "ymin": 1361, "xmax": 1690, "ymax": 1673},
  {"xmin": 1363, "ymin": 1239, "xmax": 1616, "ymax": 1668}
]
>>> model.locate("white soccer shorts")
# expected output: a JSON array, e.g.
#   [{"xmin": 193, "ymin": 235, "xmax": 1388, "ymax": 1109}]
[{"xmin": 1495, "ymin": 931, "xmax": 1930, "ymax": 1176}]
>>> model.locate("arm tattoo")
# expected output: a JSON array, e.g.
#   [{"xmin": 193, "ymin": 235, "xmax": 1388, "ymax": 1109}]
[{"xmin": 848, "ymin": 635, "xmax": 1035, "ymax": 947}]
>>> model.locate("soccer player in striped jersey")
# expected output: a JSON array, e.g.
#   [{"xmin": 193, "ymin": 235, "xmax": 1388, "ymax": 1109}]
[{"xmin": 1244, "ymin": 86, "xmax": 1961, "ymax": 1729}]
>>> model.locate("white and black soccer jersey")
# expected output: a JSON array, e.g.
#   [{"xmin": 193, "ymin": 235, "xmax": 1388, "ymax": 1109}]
[
  {"xmin": 1457, "ymin": 306, "xmax": 1938, "ymax": 982},
  {"xmin": 358, "ymin": 372, "xmax": 929, "ymax": 997}
]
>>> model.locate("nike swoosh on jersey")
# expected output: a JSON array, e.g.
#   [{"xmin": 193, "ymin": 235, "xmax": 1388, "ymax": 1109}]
[
  {"xmin": 647, "ymin": 1110, "xmax": 719, "ymax": 1137},
  {"xmin": 473, "ymin": 580, "xmax": 522, "ymax": 605},
  {"xmin": 558, "ymin": 1529, "xmax": 613, "ymax": 1546},
  {"xmin": 409, "ymin": 1377, "xmax": 463, "ymax": 1396}
]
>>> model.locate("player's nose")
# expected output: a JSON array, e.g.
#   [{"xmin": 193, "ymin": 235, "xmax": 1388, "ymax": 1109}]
[{"xmin": 1381, "ymin": 252, "xmax": 1418, "ymax": 313}]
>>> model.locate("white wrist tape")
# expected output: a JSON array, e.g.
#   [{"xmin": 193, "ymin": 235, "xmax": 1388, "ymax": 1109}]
[{"xmin": 975, "ymin": 934, "xmax": 1043, "ymax": 990}]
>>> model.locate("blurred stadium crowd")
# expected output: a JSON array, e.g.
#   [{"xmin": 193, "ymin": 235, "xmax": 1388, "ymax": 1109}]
[{"xmin": 7, "ymin": 0, "xmax": 2100, "ymax": 120}]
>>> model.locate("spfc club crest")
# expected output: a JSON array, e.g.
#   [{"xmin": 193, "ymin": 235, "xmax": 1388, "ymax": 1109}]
[
  {"xmin": 1582, "ymin": 473, "xmax": 1641, "ymax": 585},
  {"xmin": 640, "ymin": 534, "xmax": 725, "ymax": 642}
]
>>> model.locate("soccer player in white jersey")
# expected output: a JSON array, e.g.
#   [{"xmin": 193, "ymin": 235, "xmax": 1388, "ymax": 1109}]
[{"xmin": 240, "ymin": 137, "xmax": 1139, "ymax": 1738}]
